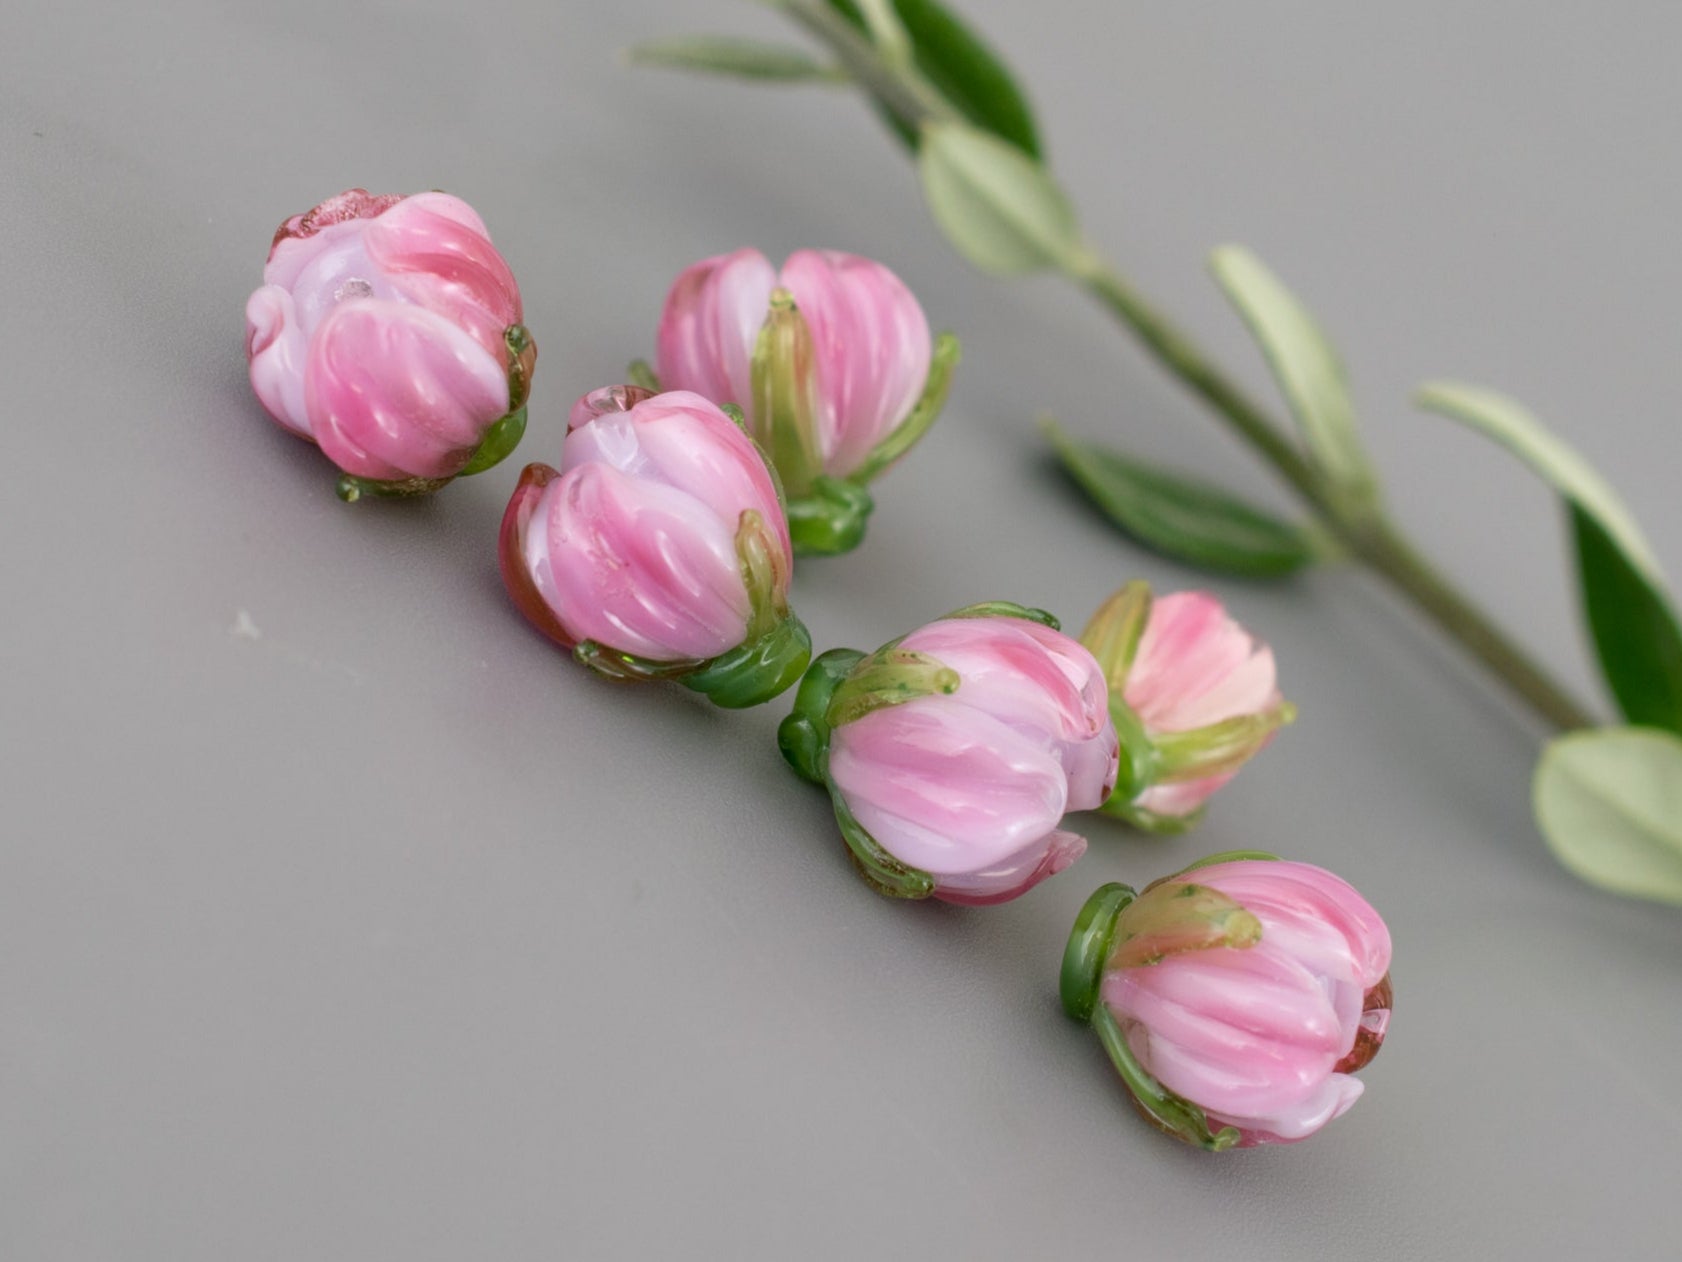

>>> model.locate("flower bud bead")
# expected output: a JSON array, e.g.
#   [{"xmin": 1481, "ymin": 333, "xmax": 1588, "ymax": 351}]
[
  {"xmin": 498, "ymin": 386, "xmax": 811, "ymax": 709},
  {"xmin": 1062, "ymin": 855, "xmax": 1393, "ymax": 1150},
  {"xmin": 652, "ymin": 247, "xmax": 959, "ymax": 555},
  {"xmin": 1080, "ymin": 583, "xmax": 1294, "ymax": 833},
  {"xmin": 245, "ymin": 188, "xmax": 535, "ymax": 501},
  {"xmin": 777, "ymin": 605, "xmax": 1119, "ymax": 903}
]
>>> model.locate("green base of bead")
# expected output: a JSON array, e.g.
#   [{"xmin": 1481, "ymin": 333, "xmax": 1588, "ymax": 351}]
[{"xmin": 786, "ymin": 477, "xmax": 875, "ymax": 556}]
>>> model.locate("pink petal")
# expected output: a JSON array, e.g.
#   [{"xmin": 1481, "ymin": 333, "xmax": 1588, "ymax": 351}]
[
  {"xmin": 1214, "ymin": 1074, "xmax": 1365, "ymax": 1145},
  {"xmin": 499, "ymin": 463, "xmax": 577, "ymax": 649},
  {"xmin": 896, "ymin": 617, "xmax": 1118, "ymax": 806},
  {"xmin": 932, "ymin": 829, "xmax": 1087, "ymax": 905},
  {"xmin": 1125, "ymin": 591, "xmax": 1279, "ymax": 732},
  {"xmin": 1132, "ymin": 772, "xmax": 1236, "ymax": 819},
  {"xmin": 779, "ymin": 249, "xmax": 931, "ymax": 476},
  {"xmin": 363, "ymin": 192, "xmax": 522, "ymax": 363},
  {"xmin": 654, "ymin": 249, "xmax": 777, "ymax": 415},
  {"xmin": 565, "ymin": 391, "xmax": 790, "ymax": 565},
  {"xmin": 535, "ymin": 462, "xmax": 752, "ymax": 663},
  {"xmin": 245, "ymin": 284, "xmax": 312, "ymax": 437},
  {"xmin": 829, "ymin": 702, "xmax": 1070, "ymax": 874},
  {"xmin": 304, "ymin": 299, "xmax": 510, "ymax": 482},
  {"xmin": 1193, "ymin": 860, "xmax": 1393, "ymax": 989}
]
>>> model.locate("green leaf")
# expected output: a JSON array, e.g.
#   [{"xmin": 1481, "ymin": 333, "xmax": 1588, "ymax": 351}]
[
  {"xmin": 1209, "ymin": 245, "xmax": 1376, "ymax": 504},
  {"xmin": 827, "ymin": 0, "xmax": 1041, "ymax": 157},
  {"xmin": 1574, "ymin": 508, "xmax": 1682, "ymax": 733},
  {"xmin": 1417, "ymin": 382, "xmax": 1681, "ymax": 733},
  {"xmin": 1415, "ymin": 382, "xmax": 1662, "ymax": 582},
  {"xmin": 625, "ymin": 36, "xmax": 840, "ymax": 82},
  {"xmin": 1044, "ymin": 418, "xmax": 1320, "ymax": 578},
  {"xmin": 918, "ymin": 121, "xmax": 1081, "ymax": 274},
  {"xmin": 1534, "ymin": 727, "xmax": 1682, "ymax": 905}
]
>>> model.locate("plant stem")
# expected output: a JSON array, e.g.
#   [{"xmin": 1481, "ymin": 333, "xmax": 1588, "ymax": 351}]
[
  {"xmin": 1353, "ymin": 521, "xmax": 1597, "ymax": 730},
  {"xmin": 1077, "ymin": 263, "xmax": 1326, "ymax": 510},
  {"xmin": 767, "ymin": 0, "xmax": 1598, "ymax": 733},
  {"xmin": 777, "ymin": 0, "xmax": 956, "ymax": 132},
  {"xmin": 1079, "ymin": 260, "xmax": 1595, "ymax": 731}
]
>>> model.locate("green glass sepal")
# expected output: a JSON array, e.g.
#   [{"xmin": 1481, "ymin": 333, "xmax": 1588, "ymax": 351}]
[
  {"xmin": 625, "ymin": 358, "xmax": 661, "ymax": 392},
  {"xmin": 830, "ymin": 786, "xmax": 936, "ymax": 900},
  {"xmin": 777, "ymin": 647, "xmax": 867, "ymax": 783},
  {"xmin": 459, "ymin": 405, "xmax": 529, "ymax": 477},
  {"xmin": 943, "ymin": 601, "xmax": 1059, "ymax": 629},
  {"xmin": 1154, "ymin": 702, "xmax": 1297, "ymax": 784},
  {"xmin": 1105, "ymin": 698, "xmax": 1162, "ymax": 805},
  {"xmin": 1060, "ymin": 881, "xmax": 1135, "ymax": 1020},
  {"xmin": 777, "ymin": 645, "xmax": 938, "ymax": 898},
  {"xmin": 574, "ymin": 615, "xmax": 811, "ymax": 709},
  {"xmin": 751, "ymin": 288, "xmax": 824, "ymax": 497},
  {"xmin": 503, "ymin": 323, "xmax": 536, "ymax": 412},
  {"xmin": 1091, "ymin": 1003, "xmax": 1241, "ymax": 1152},
  {"xmin": 825, "ymin": 647, "xmax": 960, "ymax": 727},
  {"xmin": 1097, "ymin": 797, "xmax": 1204, "ymax": 835},
  {"xmin": 1107, "ymin": 880, "xmax": 1263, "ymax": 970},
  {"xmin": 850, "ymin": 331, "xmax": 961, "ymax": 484},
  {"xmin": 787, "ymin": 476, "xmax": 875, "ymax": 556},
  {"xmin": 1079, "ymin": 581, "xmax": 1153, "ymax": 696},
  {"xmin": 680, "ymin": 613, "xmax": 813, "ymax": 709},
  {"xmin": 571, "ymin": 641, "xmax": 706, "ymax": 684},
  {"xmin": 1173, "ymin": 850, "xmax": 1281, "ymax": 875},
  {"xmin": 334, "ymin": 472, "xmax": 453, "ymax": 503}
]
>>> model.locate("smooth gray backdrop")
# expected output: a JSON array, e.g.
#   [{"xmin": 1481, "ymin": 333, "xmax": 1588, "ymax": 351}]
[{"xmin": 5, "ymin": 2, "xmax": 1681, "ymax": 1258}]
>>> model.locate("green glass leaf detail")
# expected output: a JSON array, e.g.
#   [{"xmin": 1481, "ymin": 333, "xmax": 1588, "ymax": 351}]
[
  {"xmin": 1060, "ymin": 882, "xmax": 1135, "ymax": 1021},
  {"xmin": 1533, "ymin": 727, "xmax": 1682, "ymax": 905},
  {"xmin": 334, "ymin": 472, "xmax": 452, "ymax": 503},
  {"xmin": 1045, "ymin": 419, "xmax": 1321, "ymax": 578},
  {"xmin": 825, "ymin": 648, "xmax": 958, "ymax": 727},
  {"xmin": 831, "ymin": 788, "xmax": 936, "ymax": 899},
  {"xmin": 1417, "ymin": 383, "xmax": 1681, "ymax": 733},
  {"xmin": 625, "ymin": 36, "xmax": 841, "ymax": 82},
  {"xmin": 827, "ymin": 0, "xmax": 1042, "ymax": 157},
  {"xmin": 850, "ymin": 332, "xmax": 960, "ymax": 484},
  {"xmin": 1090, "ymin": 1004, "xmax": 1240, "ymax": 1151},
  {"xmin": 681, "ymin": 614, "xmax": 813, "ymax": 710},
  {"xmin": 918, "ymin": 121, "xmax": 1082, "ymax": 275},
  {"xmin": 1209, "ymin": 246, "xmax": 1377, "ymax": 506},
  {"xmin": 1107, "ymin": 880, "xmax": 1262, "ymax": 971},
  {"xmin": 625, "ymin": 359, "xmax": 660, "ymax": 393},
  {"xmin": 786, "ymin": 477, "xmax": 875, "ymax": 557},
  {"xmin": 459, "ymin": 406, "xmax": 527, "ymax": 477}
]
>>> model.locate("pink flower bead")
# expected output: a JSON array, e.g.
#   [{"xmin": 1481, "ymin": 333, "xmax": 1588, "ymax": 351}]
[
  {"xmin": 779, "ymin": 608, "xmax": 1119, "ymax": 904},
  {"xmin": 1064, "ymin": 857, "xmax": 1392, "ymax": 1149},
  {"xmin": 1081, "ymin": 584, "xmax": 1292, "ymax": 830},
  {"xmin": 245, "ymin": 188, "xmax": 534, "ymax": 497},
  {"xmin": 657, "ymin": 247, "xmax": 932, "ymax": 478},
  {"xmin": 498, "ymin": 386, "xmax": 810, "ymax": 709},
  {"xmin": 653, "ymin": 248, "xmax": 956, "ymax": 555}
]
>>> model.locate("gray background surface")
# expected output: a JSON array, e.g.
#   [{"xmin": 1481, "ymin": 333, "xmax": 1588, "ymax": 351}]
[{"xmin": 5, "ymin": 1, "xmax": 1682, "ymax": 1258}]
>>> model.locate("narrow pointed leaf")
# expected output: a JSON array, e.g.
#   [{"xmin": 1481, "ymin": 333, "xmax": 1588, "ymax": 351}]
[
  {"xmin": 626, "ymin": 36, "xmax": 839, "ymax": 82},
  {"xmin": 1533, "ymin": 727, "xmax": 1682, "ymax": 905},
  {"xmin": 1045, "ymin": 419, "xmax": 1319, "ymax": 578},
  {"xmin": 826, "ymin": 0, "xmax": 1041, "ymax": 157},
  {"xmin": 1573, "ymin": 509, "xmax": 1682, "ymax": 732},
  {"xmin": 1418, "ymin": 382, "xmax": 1681, "ymax": 733},
  {"xmin": 1416, "ymin": 382, "xmax": 1661, "ymax": 582},
  {"xmin": 1209, "ymin": 246, "xmax": 1375, "ymax": 502},
  {"xmin": 918, "ymin": 121, "xmax": 1081, "ymax": 275}
]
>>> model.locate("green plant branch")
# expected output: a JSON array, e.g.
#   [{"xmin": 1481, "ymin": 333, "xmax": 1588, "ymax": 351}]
[
  {"xmin": 774, "ymin": 0, "xmax": 956, "ymax": 131},
  {"xmin": 1077, "ymin": 260, "xmax": 1595, "ymax": 731},
  {"xmin": 761, "ymin": 0, "xmax": 1597, "ymax": 733}
]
